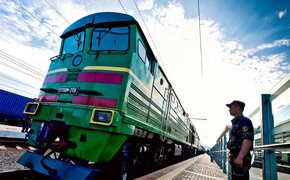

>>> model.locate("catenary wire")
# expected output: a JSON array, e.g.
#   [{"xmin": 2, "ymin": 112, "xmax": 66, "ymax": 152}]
[
  {"xmin": 0, "ymin": 82, "xmax": 38, "ymax": 98},
  {"xmin": 44, "ymin": 0, "xmax": 71, "ymax": 24},
  {"xmin": 197, "ymin": 0, "xmax": 203, "ymax": 77},
  {"xmin": 12, "ymin": 0, "xmax": 60, "ymax": 37},
  {"xmin": 118, "ymin": 0, "xmax": 127, "ymax": 14},
  {"xmin": 269, "ymin": 71, "xmax": 290, "ymax": 93},
  {"xmin": 132, "ymin": 0, "xmax": 166, "ymax": 67},
  {"xmin": 0, "ymin": 61, "xmax": 43, "ymax": 81},
  {"xmin": 0, "ymin": 79, "xmax": 39, "ymax": 94},
  {"xmin": 0, "ymin": 73, "xmax": 39, "ymax": 91},
  {"xmin": 0, "ymin": 54, "xmax": 44, "ymax": 80},
  {"xmin": 0, "ymin": 50, "xmax": 46, "ymax": 77}
]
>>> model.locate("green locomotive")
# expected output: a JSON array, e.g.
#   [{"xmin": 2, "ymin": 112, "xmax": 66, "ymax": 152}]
[{"xmin": 19, "ymin": 12, "xmax": 200, "ymax": 179}]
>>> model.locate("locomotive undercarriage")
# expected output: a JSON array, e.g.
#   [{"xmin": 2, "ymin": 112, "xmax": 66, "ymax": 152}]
[{"xmin": 102, "ymin": 127, "xmax": 197, "ymax": 179}]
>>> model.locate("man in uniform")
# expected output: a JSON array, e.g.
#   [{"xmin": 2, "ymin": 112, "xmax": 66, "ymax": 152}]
[{"xmin": 226, "ymin": 100, "xmax": 254, "ymax": 180}]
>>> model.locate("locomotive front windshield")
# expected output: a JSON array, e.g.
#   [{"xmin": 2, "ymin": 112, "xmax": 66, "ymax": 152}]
[
  {"xmin": 62, "ymin": 31, "xmax": 85, "ymax": 54},
  {"xmin": 92, "ymin": 26, "xmax": 129, "ymax": 51}
]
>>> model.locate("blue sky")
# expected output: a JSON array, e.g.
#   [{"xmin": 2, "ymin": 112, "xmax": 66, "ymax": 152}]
[
  {"xmin": 198, "ymin": 0, "xmax": 289, "ymax": 46},
  {"xmin": 0, "ymin": 0, "xmax": 289, "ymax": 146}
]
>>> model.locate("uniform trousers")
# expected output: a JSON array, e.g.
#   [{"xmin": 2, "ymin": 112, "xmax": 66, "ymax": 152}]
[{"xmin": 229, "ymin": 151, "xmax": 251, "ymax": 180}]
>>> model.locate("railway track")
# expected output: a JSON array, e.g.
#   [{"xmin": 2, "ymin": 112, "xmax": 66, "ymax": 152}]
[
  {"xmin": 0, "ymin": 136, "xmax": 27, "ymax": 146},
  {"xmin": 0, "ymin": 135, "xmax": 35, "ymax": 151}
]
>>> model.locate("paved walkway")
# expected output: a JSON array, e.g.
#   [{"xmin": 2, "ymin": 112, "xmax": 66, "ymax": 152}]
[
  {"xmin": 137, "ymin": 154, "xmax": 228, "ymax": 180},
  {"xmin": 172, "ymin": 154, "xmax": 228, "ymax": 180}
]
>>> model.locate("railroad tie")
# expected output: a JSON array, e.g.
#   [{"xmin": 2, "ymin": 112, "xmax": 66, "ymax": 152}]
[
  {"xmin": 16, "ymin": 146, "xmax": 23, "ymax": 150},
  {"xmin": 28, "ymin": 146, "xmax": 35, "ymax": 151},
  {"xmin": 0, "ymin": 146, "xmax": 7, "ymax": 150}
]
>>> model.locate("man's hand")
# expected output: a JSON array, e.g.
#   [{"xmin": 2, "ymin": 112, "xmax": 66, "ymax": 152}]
[
  {"xmin": 234, "ymin": 156, "xmax": 243, "ymax": 168},
  {"xmin": 234, "ymin": 139, "xmax": 252, "ymax": 168}
]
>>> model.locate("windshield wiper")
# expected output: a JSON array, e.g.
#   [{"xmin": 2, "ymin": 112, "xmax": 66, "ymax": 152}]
[
  {"xmin": 97, "ymin": 27, "xmax": 112, "ymax": 48},
  {"xmin": 74, "ymin": 33, "xmax": 83, "ymax": 49},
  {"xmin": 50, "ymin": 53, "xmax": 73, "ymax": 62}
]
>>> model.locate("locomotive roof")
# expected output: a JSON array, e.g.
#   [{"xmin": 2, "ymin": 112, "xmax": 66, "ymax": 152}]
[{"xmin": 61, "ymin": 12, "xmax": 137, "ymax": 37}]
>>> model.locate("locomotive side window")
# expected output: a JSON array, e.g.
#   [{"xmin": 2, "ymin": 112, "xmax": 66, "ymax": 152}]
[
  {"xmin": 92, "ymin": 26, "xmax": 129, "ymax": 51},
  {"xmin": 170, "ymin": 94, "xmax": 178, "ymax": 111},
  {"xmin": 62, "ymin": 31, "xmax": 85, "ymax": 54},
  {"xmin": 171, "ymin": 94, "xmax": 176, "ymax": 103},
  {"xmin": 145, "ymin": 55, "xmax": 152, "ymax": 73},
  {"xmin": 138, "ymin": 40, "xmax": 152, "ymax": 73},
  {"xmin": 138, "ymin": 40, "xmax": 146, "ymax": 62}
]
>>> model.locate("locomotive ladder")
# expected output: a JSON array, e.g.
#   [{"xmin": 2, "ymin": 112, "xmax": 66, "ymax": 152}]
[{"xmin": 161, "ymin": 87, "xmax": 172, "ymax": 141}]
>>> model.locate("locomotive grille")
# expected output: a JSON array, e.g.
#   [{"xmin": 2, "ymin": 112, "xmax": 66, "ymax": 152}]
[
  {"xmin": 128, "ymin": 92, "xmax": 149, "ymax": 109},
  {"xmin": 131, "ymin": 83, "xmax": 163, "ymax": 114},
  {"xmin": 127, "ymin": 102, "xmax": 148, "ymax": 117},
  {"xmin": 66, "ymin": 72, "xmax": 79, "ymax": 82}
]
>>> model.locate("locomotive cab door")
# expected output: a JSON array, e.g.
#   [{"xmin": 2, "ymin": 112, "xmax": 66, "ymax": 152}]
[{"xmin": 151, "ymin": 66, "xmax": 171, "ymax": 141}]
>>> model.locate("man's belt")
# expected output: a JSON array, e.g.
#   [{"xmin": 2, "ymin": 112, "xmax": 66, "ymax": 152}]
[{"xmin": 229, "ymin": 147, "xmax": 241, "ymax": 153}]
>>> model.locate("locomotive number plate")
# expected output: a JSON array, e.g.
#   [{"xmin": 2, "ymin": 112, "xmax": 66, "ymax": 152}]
[{"xmin": 58, "ymin": 87, "xmax": 79, "ymax": 95}]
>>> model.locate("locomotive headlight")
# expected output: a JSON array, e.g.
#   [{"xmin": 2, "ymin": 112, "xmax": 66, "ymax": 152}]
[
  {"xmin": 90, "ymin": 109, "xmax": 114, "ymax": 126},
  {"xmin": 24, "ymin": 103, "xmax": 40, "ymax": 115}
]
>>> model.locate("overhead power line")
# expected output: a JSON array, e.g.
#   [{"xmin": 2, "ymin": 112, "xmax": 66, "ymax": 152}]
[
  {"xmin": 132, "ymin": 0, "xmax": 166, "ymax": 67},
  {"xmin": 0, "ymin": 82, "xmax": 38, "ymax": 98},
  {"xmin": 0, "ymin": 49, "xmax": 46, "ymax": 77},
  {"xmin": 269, "ymin": 71, "xmax": 290, "ymax": 93},
  {"xmin": 0, "ymin": 60, "xmax": 43, "ymax": 81},
  {"xmin": 0, "ymin": 73, "xmax": 39, "ymax": 91},
  {"xmin": 197, "ymin": 0, "xmax": 204, "ymax": 77},
  {"xmin": 44, "ymin": 0, "xmax": 70, "ymax": 24},
  {"xmin": 118, "ymin": 0, "xmax": 127, "ymax": 14},
  {"xmin": 12, "ymin": 0, "xmax": 60, "ymax": 37}
]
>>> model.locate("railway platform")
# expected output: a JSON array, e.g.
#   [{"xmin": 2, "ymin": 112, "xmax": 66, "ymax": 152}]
[{"xmin": 136, "ymin": 154, "xmax": 227, "ymax": 180}]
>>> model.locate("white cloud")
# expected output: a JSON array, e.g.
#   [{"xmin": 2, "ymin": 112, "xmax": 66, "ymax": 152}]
[
  {"xmin": 244, "ymin": 39, "xmax": 290, "ymax": 56},
  {"xmin": 256, "ymin": 39, "xmax": 289, "ymax": 51},
  {"xmin": 138, "ymin": 0, "xmax": 155, "ymax": 10},
  {"xmin": 278, "ymin": 9, "xmax": 287, "ymax": 19}
]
